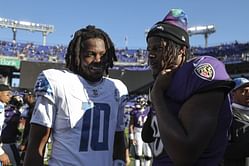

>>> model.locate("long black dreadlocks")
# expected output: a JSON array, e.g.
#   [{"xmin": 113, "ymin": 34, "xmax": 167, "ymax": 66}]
[
  {"xmin": 65, "ymin": 25, "xmax": 117, "ymax": 76},
  {"xmin": 160, "ymin": 39, "xmax": 184, "ymax": 69}
]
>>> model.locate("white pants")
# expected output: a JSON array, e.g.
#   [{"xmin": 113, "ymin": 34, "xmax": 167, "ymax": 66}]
[{"xmin": 134, "ymin": 127, "xmax": 152, "ymax": 166}]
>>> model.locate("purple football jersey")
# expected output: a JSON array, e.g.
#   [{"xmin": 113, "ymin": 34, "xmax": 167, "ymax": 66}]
[
  {"xmin": 131, "ymin": 107, "xmax": 150, "ymax": 128},
  {"xmin": 148, "ymin": 56, "xmax": 234, "ymax": 166}
]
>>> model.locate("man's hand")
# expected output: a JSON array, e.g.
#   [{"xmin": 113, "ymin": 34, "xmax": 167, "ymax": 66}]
[
  {"xmin": 151, "ymin": 64, "xmax": 177, "ymax": 101},
  {"xmin": 0, "ymin": 153, "xmax": 10, "ymax": 166}
]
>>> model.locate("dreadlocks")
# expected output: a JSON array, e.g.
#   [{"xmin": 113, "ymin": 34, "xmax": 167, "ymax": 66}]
[
  {"xmin": 65, "ymin": 25, "xmax": 117, "ymax": 76},
  {"xmin": 160, "ymin": 39, "xmax": 185, "ymax": 69}
]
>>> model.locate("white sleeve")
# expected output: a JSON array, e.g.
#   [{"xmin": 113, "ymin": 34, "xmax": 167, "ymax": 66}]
[
  {"xmin": 30, "ymin": 96, "xmax": 55, "ymax": 128},
  {"xmin": 34, "ymin": 70, "xmax": 56, "ymax": 104}
]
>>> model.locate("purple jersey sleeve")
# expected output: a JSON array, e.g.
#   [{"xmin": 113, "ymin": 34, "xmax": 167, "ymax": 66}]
[{"xmin": 167, "ymin": 56, "xmax": 233, "ymax": 103}]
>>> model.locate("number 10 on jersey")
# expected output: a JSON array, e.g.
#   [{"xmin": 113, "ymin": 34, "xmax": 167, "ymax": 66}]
[{"xmin": 79, "ymin": 103, "xmax": 111, "ymax": 152}]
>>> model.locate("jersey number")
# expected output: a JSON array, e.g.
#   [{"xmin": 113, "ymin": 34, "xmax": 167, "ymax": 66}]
[{"xmin": 79, "ymin": 103, "xmax": 110, "ymax": 151}]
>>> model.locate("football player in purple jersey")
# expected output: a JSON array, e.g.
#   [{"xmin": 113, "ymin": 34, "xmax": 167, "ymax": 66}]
[
  {"xmin": 24, "ymin": 25, "xmax": 128, "ymax": 166},
  {"xmin": 129, "ymin": 96, "xmax": 152, "ymax": 166},
  {"xmin": 142, "ymin": 8, "xmax": 235, "ymax": 166}
]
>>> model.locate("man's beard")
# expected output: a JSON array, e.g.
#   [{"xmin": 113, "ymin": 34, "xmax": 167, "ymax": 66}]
[{"xmin": 78, "ymin": 62, "xmax": 106, "ymax": 82}]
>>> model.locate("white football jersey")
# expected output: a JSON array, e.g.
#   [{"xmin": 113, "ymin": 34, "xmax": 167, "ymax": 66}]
[{"xmin": 31, "ymin": 69, "xmax": 128, "ymax": 166}]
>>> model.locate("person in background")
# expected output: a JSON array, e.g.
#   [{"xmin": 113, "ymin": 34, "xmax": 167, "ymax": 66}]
[
  {"xmin": 223, "ymin": 77, "xmax": 249, "ymax": 166},
  {"xmin": 142, "ymin": 8, "xmax": 234, "ymax": 165},
  {"xmin": 24, "ymin": 25, "xmax": 128, "ymax": 166},
  {"xmin": 129, "ymin": 97, "xmax": 152, "ymax": 166},
  {"xmin": 0, "ymin": 84, "xmax": 12, "ymax": 166},
  {"xmin": 18, "ymin": 89, "xmax": 36, "ymax": 165},
  {"xmin": 1, "ymin": 95, "xmax": 23, "ymax": 166}
]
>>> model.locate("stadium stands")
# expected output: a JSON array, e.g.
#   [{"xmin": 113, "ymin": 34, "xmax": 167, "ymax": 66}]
[{"xmin": 1, "ymin": 39, "xmax": 249, "ymax": 73}]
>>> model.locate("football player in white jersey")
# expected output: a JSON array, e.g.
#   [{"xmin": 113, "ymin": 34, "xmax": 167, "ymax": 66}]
[{"xmin": 24, "ymin": 25, "xmax": 128, "ymax": 166}]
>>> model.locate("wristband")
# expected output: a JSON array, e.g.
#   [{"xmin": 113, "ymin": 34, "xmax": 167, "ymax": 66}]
[
  {"xmin": 113, "ymin": 159, "xmax": 125, "ymax": 166},
  {"xmin": 129, "ymin": 133, "xmax": 134, "ymax": 140}
]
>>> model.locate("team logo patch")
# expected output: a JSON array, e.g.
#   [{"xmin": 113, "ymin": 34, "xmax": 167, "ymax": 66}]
[
  {"xmin": 34, "ymin": 73, "xmax": 52, "ymax": 95},
  {"xmin": 92, "ymin": 89, "xmax": 99, "ymax": 97},
  {"xmin": 194, "ymin": 63, "xmax": 215, "ymax": 81}
]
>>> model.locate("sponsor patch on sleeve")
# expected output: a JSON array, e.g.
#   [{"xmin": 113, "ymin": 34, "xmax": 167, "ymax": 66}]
[{"xmin": 194, "ymin": 63, "xmax": 215, "ymax": 81}]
